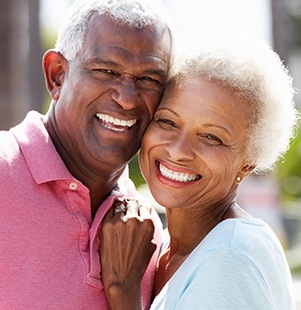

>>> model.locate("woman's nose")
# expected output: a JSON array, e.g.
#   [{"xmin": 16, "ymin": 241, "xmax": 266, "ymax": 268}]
[{"xmin": 166, "ymin": 133, "xmax": 196, "ymax": 162}]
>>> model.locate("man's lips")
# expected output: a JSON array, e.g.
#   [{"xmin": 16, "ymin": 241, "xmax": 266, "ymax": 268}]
[
  {"xmin": 156, "ymin": 160, "xmax": 202, "ymax": 183},
  {"xmin": 96, "ymin": 113, "xmax": 137, "ymax": 132}
]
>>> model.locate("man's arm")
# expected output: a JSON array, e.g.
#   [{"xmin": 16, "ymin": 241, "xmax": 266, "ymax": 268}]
[{"xmin": 100, "ymin": 204, "xmax": 157, "ymax": 310}]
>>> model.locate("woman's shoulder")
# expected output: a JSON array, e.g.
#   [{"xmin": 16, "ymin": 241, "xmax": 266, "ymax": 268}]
[
  {"xmin": 203, "ymin": 217, "xmax": 276, "ymax": 250},
  {"xmin": 188, "ymin": 217, "xmax": 288, "ymax": 274},
  {"xmin": 190, "ymin": 218, "xmax": 291, "ymax": 287}
]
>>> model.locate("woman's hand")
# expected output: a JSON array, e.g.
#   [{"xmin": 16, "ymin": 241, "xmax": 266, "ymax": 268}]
[{"xmin": 100, "ymin": 199, "xmax": 157, "ymax": 310}]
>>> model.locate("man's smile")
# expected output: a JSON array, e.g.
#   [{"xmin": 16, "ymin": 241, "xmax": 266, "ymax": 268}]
[{"xmin": 96, "ymin": 113, "xmax": 137, "ymax": 132}]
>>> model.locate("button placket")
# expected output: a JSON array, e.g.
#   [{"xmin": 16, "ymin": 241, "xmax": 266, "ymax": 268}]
[{"xmin": 69, "ymin": 182, "xmax": 78, "ymax": 190}]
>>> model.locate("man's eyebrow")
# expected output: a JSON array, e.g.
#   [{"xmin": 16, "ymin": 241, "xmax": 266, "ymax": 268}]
[
  {"xmin": 142, "ymin": 68, "xmax": 168, "ymax": 78},
  {"xmin": 86, "ymin": 58, "xmax": 168, "ymax": 77},
  {"xmin": 86, "ymin": 58, "xmax": 120, "ymax": 67}
]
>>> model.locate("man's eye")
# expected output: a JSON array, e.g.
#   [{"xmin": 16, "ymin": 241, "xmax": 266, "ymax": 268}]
[
  {"xmin": 94, "ymin": 69, "xmax": 118, "ymax": 75},
  {"xmin": 138, "ymin": 76, "xmax": 162, "ymax": 86},
  {"xmin": 140, "ymin": 76, "xmax": 158, "ymax": 82}
]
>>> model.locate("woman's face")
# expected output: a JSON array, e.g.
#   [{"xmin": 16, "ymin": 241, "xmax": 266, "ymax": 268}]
[{"xmin": 139, "ymin": 77, "xmax": 254, "ymax": 210}]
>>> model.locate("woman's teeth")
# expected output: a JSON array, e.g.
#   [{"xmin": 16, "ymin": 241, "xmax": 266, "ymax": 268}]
[{"xmin": 159, "ymin": 163, "xmax": 201, "ymax": 182}]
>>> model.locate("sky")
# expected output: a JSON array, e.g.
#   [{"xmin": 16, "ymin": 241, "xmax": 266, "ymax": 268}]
[
  {"xmin": 165, "ymin": 0, "xmax": 272, "ymax": 43},
  {"xmin": 40, "ymin": 0, "xmax": 272, "ymax": 44}
]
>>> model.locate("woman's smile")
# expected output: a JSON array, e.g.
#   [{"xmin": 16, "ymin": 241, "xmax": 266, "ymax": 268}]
[{"xmin": 156, "ymin": 160, "xmax": 201, "ymax": 184}]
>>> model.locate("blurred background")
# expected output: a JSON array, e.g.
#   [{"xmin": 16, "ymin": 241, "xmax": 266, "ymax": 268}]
[{"xmin": 0, "ymin": 0, "xmax": 300, "ymax": 305}]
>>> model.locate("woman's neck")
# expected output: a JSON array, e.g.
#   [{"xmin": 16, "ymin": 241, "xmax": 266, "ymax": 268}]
[{"xmin": 153, "ymin": 200, "xmax": 250, "ymax": 297}]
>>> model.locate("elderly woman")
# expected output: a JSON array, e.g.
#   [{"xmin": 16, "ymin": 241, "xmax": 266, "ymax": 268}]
[{"xmin": 100, "ymin": 38, "xmax": 298, "ymax": 309}]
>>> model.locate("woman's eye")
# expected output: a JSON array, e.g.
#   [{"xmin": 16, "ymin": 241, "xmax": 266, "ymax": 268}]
[
  {"xmin": 205, "ymin": 134, "xmax": 223, "ymax": 145},
  {"xmin": 156, "ymin": 118, "xmax": 177, "ymax": 129}
]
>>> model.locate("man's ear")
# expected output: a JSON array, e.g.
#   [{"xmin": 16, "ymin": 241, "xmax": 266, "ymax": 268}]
[{"xmin": 42, "ymin": 50, "xmax": 67, "ymax": 100}]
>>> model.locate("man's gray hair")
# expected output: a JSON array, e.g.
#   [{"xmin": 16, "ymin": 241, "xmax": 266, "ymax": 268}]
[{"xmin": 55, "ymin": 0, "xmax": 174, "ymax": 61}]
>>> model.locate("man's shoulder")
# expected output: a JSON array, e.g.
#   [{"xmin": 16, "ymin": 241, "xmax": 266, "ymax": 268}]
[
  {"xmin": 0, "ymin": 128, "xmax": 20, "ymax": 160},
  {"xmin": 0, "ymin": 111, "xmax": 47, "ymax": 170}
]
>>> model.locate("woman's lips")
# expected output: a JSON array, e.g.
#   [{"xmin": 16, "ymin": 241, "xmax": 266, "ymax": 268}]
[{"xmin": 156, "ymin": 160, "xmax": 201, "ymax": 183}]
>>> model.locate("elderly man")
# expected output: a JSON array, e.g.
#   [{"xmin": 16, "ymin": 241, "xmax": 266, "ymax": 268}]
[{"xmin": 0, "ymin": 0, "xmax": 173, "ymax": 308}]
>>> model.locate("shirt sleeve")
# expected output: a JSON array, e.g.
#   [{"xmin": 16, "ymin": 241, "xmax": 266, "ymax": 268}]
[{"xmin": 175, "ymin": 248, "xmax": 273, "ymax": 310}]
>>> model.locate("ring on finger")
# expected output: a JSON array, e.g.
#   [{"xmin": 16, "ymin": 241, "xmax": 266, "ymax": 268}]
[
  {"xmin": 121, "ymin": 199, "xmax": 139, "ymax": 222},
  {"xmin": 113, "ymin": 203, "xmax": 127, "ymax": 215},
  {"xmin": 138, "ymin": 205, "xmax": 152, "ymax": 222}
]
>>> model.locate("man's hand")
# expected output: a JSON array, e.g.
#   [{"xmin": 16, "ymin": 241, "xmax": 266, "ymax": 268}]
[{"xmin": 100, "ymin": 199, "xmax": 157, "ymax": 310}]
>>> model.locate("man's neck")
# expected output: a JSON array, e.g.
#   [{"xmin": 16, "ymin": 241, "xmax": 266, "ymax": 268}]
[{"xmin": 44, "ymin": 111, "xmax": 126, "ymax": 218}]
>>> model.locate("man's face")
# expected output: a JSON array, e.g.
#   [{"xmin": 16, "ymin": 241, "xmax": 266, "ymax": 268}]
[{"xmin": 50, "ymin": 14, "xmax": 171, "ymax": 171}]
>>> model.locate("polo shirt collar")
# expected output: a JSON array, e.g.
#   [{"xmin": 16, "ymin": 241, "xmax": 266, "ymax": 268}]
[
  {"xmin": 10, "ymin": 111, "xmax": 76, "ymax": 184},
  {"xmin": 10, "ymin": 111, "xmax": 132, "ymax": 197}
]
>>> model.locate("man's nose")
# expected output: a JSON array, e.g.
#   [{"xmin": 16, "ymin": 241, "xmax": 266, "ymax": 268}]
[{"xmin": 111, "ymin": 75, "xmax": 140, "ymax": 110}]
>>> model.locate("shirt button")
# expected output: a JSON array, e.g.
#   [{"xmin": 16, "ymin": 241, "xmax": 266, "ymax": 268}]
[{"xmin": 69, "ymin": 183, "xmax": 78, "ymax": 190}]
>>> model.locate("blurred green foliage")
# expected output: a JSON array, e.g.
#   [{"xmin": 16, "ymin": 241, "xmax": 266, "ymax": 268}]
[
  {"xmin": 276, "ymin": 117, "xmax": 301, "ymax": 201},
  {"xmin": 129, "ymin": 153, "xmax": 146, "ymax": 188},
  {"xmin": 41, "ymin": 27, "xmax": 57, "ymax": 113},
  {"xmin": 41, "ymin": 27, "xmax": 57, "ymax": 52}
]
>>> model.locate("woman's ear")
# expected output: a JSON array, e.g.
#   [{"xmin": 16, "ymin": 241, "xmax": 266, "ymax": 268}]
[
  {"xmin": 42, "ymin": 50, "xmax": 67, "ymax": 100},
  {"xmin": 235, "ymin": 164, "xmax": 256, "ymax": 184}
]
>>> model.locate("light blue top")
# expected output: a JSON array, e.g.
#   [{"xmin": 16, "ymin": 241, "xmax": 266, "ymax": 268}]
[{"xmin": 151, "ymin": 218, "xmax": 295, "ymax": 310}]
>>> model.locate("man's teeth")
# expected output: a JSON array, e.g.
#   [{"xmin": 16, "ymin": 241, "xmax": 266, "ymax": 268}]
[
  {"xmin": 159, "ymin": 163, "xmax": 200, "ymax": 182},
  {"xmin": 96, "ymin": 113, "xmax": 137, "ymax": 127}
]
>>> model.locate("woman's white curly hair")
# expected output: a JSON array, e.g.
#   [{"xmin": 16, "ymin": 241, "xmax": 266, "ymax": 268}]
[
  {"xmin": 171, "ymin": 37, "xmax": 299, "ymax": 172},
  {"xmin": 55, "ymin": 0, "xmax": 174, "ymax": 61}
]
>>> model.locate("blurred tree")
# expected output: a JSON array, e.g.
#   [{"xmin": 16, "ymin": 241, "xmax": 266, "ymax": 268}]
[
  {"xmin": 0, "ymin": 0, "xmax": 44, "ymax": 130},
  {"xmin": 271, "ymin": 0, "xmax": 291, "ymax": 63},
  {"xmin": 290, "ymin": 14, "xmax": 301, "ymax": 48},
  {"xmin": 272, "ymin": 0, "xmax": 301, "ymax": 201},
  {"xmin": 288, "ymin": 0, "xmax": 301, "ymax": 48}
]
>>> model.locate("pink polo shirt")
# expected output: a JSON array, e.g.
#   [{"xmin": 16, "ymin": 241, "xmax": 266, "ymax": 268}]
[{"xmin": 0, "ymin": 111, "xmax": 163, "ymax": 309}]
